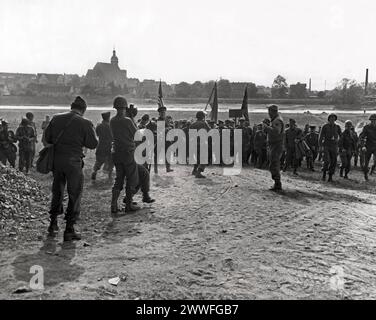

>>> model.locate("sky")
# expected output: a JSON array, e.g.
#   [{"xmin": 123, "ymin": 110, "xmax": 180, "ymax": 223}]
[{"xmin": 0, "ymin": 0, "xmax": 375, "ymax": 90}]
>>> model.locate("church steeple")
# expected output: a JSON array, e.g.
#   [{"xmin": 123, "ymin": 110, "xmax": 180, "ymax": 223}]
[{"xmin": 111, "ymin": 49, "xmax": 119, "ymax": 67}]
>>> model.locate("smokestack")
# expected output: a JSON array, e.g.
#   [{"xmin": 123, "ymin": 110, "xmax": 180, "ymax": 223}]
[
  {"xmin": 365, "ymin": 68, "xmax": 369, "ymax": 96},
  {"xmin": 309, "ymin": 78, "xmax": 311, "ymax": 93}
]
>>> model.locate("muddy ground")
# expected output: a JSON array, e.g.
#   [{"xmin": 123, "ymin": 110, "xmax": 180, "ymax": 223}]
[{"xmin": 1, "ymin": 149, "xmax": 376, "ymax": 300}]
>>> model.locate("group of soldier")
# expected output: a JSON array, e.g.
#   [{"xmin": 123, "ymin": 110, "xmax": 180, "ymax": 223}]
[
  {"xmin": 3, "ymin": 95, "xmax": 376, "ymax": 242},
  {"xmin": 0, "ymin": 112, "xmax": 46, "ymax": 174}
]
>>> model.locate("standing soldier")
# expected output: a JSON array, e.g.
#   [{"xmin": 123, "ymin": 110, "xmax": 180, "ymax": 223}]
[
  {"xmin": 318, "ymin": 114, "xmax": 342, "ymax": 182},
  {"xmin": 339, "ymin": 120, "xmax": 357, "ymax": 179},
  {"xmin": 157, "ymin": 105, "xmax": 174, "ymax": 173},
  {"xmin": 190, "ymin": 111, "xmax": 211, "ymax": 178},
  {"xmin": 263, "ymin": 105, "xmax": 284, "ymax": 191},
  {"xmin": 0, "ymin": 120, "xmax": 17, "ymax": 167},
  {"xmin": 283, "ymin": 118, "xmax": 303, "ymax": 175},
  {"xmin": 15, "ymin": 118, "xmax": 35, "ymax": 174},
  {"xmin": 110, "ymin": 97, "xmax": 154, "ymax": 214},
  {"xmin": 253, "ymin": 123, "xmax": 267, "ymax": 169},
  {"xmin": 359, "ymin": 114, "xmax": 376, "ymax": 181},
  {"xmin": 26, "ymin": 112, "xmax": 37, "ymax": 167},
  {"xmin": 304, "ymin": 125, "xmax": 319, "ymax": 171},
  {"xmin": 350, "ymin": 127, "xmax": 359, "ymax": 168},
  {"xmin": 44, "ymin": 96, "xmax": 98, "ymax": 241},
  {"xmin": 91, "ymin": 112, "xmax": 114, "ymax": 181}
]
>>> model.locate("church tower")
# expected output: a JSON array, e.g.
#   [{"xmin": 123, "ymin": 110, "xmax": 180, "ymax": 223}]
[{"xmin": 111, "ymin": 49, "xmax": 119, "ymax": 68}]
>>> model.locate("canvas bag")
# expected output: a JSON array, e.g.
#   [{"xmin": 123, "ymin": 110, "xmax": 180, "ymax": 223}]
[{"xmin": 36, "ymin": 114, "xmax": 76, "ymax": 174}]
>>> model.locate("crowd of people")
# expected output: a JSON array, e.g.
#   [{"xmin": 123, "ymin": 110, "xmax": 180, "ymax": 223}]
[{"xmin": 2, "ymin": 95, "xmax": 376, "ymax": 242}]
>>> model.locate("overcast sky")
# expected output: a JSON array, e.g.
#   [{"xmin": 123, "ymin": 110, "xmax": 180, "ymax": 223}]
[{"xmin": 0, "ymin": 0, "xmax": 374, "ymax": 89}]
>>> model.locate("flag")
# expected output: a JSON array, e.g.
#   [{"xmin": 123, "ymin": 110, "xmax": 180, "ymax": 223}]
[
  {"xmin": 209, "ymin": 82, "xmax": 218, "ymax": 122},
  {"xmin": 157, "ymin": 80, "xmax": 165, "ymax": 109},
  {"xmin": 241, "ymin": 85, "xmax": 249, "ymax": 122}
]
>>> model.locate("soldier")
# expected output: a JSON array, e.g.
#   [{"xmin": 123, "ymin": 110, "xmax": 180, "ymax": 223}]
[
  {"xmin": 263, "ymin": 105, "xmax": 284, "ymax": 191},
  {"xmin": 0, "ymin": 120, "xmax": 17, "ymax": 167},
  {"xmin": 110, "ymin": 96, "xmax": 154, "ymax": 214},
  {"xmin": 304, "ymin": 125, "xmax": 319, "ymax": 171},
  {"xmin": 138, "ymin": 114, "xmax": 150, "ymax": 129},
  {"xmin": 190, "ymin": 111, "xmax": 211, "ymax": 178},
  {"xmin": 253, "ymin": 123, "xmax": 267, "ymax": 169},
  {"xmin": 44, "ymin": 96, "xmax": 98, "ymax": 241},
  {"xmin": 25, "ymin": 112, "xmax": 37, "ymax": 167},
  {"xmin": 339, "ymin": 120, "xmax": 357, "ymax": 179},
  {"xmin": 15, "ymin": 118, "xmax": 35, "ymax": 174},
  {"xmin": 157, "ymin": 105, "xmax": 174, "ymax": 173},
  {"xmin": 359, "ymin": 114, "xmax": 376, "ymax": 181},
  {"xmin": 91, "ymin": 112, "xmax": 114, "ymax": 181},
  {"xmin": 318, "ymin": 113, "xmax": 342, "ymax": 182},
  {"xmin": 283, "ymin": 118, "xmax": 303, "ymax": 175},
  {"xmin": 350, "ymin": 127, "xmax": 359, "ymax": 168}
]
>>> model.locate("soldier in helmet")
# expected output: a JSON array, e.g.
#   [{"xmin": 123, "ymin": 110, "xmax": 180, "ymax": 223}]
[
  {"xmin": 91, "ymin": 111, "xmax": 114, "ymax": 181},
  {"xmin": 110, "ymin": 96, "xmax": 154, "ymax": 214},
  {"xmin": 339, "ymin": 120, "xmax": 357, "ymax": 179},
  {"xmin": 304, "ymin": 125, "xmax": 319, "ymax": 171},
  {"xmin": 190, "ymin": 111, "xmax": 211, "ymax": 178},
  {"xmin": 15, "ymin": 118, "xmax": 36, "ymax": 174},
  {"xmin": 318, "ymin": 113, "xmax": 342, "ymax": 182},
  {"xmin": 157, "ymin": 105, "xmax": 174, "ymax": 173},
  {"xmin": 263, "ymin": 105, "xmax": 285, "ymax": 191},
  {"xmin": 25, "ymin": 112, "xmax": 37, "ymax": 167},
  {"xmin": 359, "ymin": 114, "xmax": 376, "ymax": 181}
]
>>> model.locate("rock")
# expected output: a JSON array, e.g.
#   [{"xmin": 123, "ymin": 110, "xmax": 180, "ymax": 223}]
[{"xmin": 108, "ymin": 277, "xmax": 121, "ymax": 286}]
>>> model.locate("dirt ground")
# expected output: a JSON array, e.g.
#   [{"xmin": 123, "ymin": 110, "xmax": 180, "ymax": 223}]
[{"xmin": 1, "ymin": 148, "xmax": 376, "ymax": 300}]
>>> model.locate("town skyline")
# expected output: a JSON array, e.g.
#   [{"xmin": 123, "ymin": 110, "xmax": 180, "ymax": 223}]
[{"xmin": 1, "ymin": 0, "xmax": 375, "ymax": 91}]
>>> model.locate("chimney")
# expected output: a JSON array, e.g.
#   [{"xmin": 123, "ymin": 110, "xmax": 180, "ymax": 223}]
[{"xmin": 365, "ymin": 68, "xmax": 369, "ymax": 96}]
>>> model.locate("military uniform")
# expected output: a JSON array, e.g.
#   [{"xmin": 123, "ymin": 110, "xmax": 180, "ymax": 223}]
[
  {"xmin": 253, "ymin": 127, "xmax": 267, "ymax": 169},
  {"xmin": 304, "ymin": 128, "xmax": 319, "ymax": 170},
  {"xmin": 339, "ymin": 128, "xmax": 357, "ymax": 178},
  {"xmin": 92, "ymin": 114, "xmax": 114, "ymax": 180},
  {"xmin": 44, "ymin": 107, "xmax": 98, "ymax": 230},
  {"xmin": 319, "ymin": 115, "xmax": 342, "ymax": 181},
  {"xmin": 359, "ymin": 117, "xmax": 376, "ymax": 180},
  {"xmin": 264, "ymin": 106, "xmax": 284, "ymax": 190},
  {"xmin": 190, "ymin": 115, "xmax": 211, "ymax": 177},
  {"xmin": 15, "ymin": 120, "xmax": 36, "ymax": 173},
  {"xmin": 283, "ymin": 124, "xmax": 303, "ymax": 173},
  {"xmin": 0, "ymin": 122, "xmax": 17, "ymax": 167}
]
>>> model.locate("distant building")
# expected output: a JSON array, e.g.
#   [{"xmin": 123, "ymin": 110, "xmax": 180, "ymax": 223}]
[
  {"xmin": 85, "ymin": 50, "xmax": 128, "ymax": 89},
  {"xmin": 289, "ymin": 82, "xmax": 307, "ymax": 99},
  {"xmin": 0, "ymin": 72, "xmax": 36, "ymax": 94},
  {"xmin": 0, "ymin": 84, "xmax": 11, "ymax": 96},
  {"xmin": 256, "ymin": 86, "xmax": 272, "ymax": 98}
]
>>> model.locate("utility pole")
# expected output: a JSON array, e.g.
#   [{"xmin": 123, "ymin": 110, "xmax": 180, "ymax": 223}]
[{"xmin": 365, "ymin": 68, "xmax": 369, "ymax": 96}]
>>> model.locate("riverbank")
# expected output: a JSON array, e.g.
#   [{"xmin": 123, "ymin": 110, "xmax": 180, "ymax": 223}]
[{"xmin": 0, "ymin": 95, "xmax": 364, "ymax": 109}]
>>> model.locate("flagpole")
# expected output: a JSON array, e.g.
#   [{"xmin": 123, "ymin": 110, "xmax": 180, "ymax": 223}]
[{"xmin": 204, "ymin": 82, "xmax": 216, "ymax": 112}]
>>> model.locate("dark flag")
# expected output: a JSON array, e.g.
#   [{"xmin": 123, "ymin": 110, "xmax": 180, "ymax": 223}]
[
  {"xmin": 241, "ymin": 85, "xmax": 249, "ymax": 122},
  {"xmin": 157, "ymin": 80, "xmax": 165, "ymax": 109},
  {"xmin": 209, "ymin": 82, "xmax": 218, "ymax": 123}
]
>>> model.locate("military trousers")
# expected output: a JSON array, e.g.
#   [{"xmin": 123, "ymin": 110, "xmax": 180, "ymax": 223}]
[
  {"xmin": 269, "ymin": 143, "xmax": 283, "ymax": 182},
  {"xmin": 322, "ymin": 146, "xmax": 338, "ymax": 175},
  {"xmin": 112, "ymin": 151, "xmax": 139, "ymax": 193},
  {"xmin": 49, "ymin": 156, "xmax": 84, "ymax": 224},
  {"xmin": 340, "ymin": 150, "xmax": 353, "ymax": 174},
  {"xmin": 364, "ymin": 149, "xmax": 376, "ymax": 173}
]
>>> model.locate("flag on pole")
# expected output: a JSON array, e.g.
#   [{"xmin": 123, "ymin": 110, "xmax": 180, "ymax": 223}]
[
  {"xmin": 157, "ymin": 80, "xmax": 165, "ymax": 110},
  {"xmin": 209, "ymin": 82, "xmax": 218, "ymax": 123},
  {"xmin": 241, "ymin": 85, "xmax": 249, "ymax": 122}
]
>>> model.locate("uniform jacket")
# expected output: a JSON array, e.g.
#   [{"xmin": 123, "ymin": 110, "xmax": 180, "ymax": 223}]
[
  {"xmin": 359, "ymin": 124, "xmax": 376, "ymax": 151},
  {"xmin": 339, "ymin": 129, "xmax": 357, "ymax": 152},
  {"xmin": 284, "ymin": 127, "xmax": 303, "ymax": 149},
  {"xmin": 15, "ymin": 125, "xmax": 35, "ymax": 151},
  {"xmin": 265, "ymin": 114, "xmax": 284, "ymax": 145},
  {"xmin": 44, "ymin": 110, "xmax": 98, "ymax": 159},
  {"xmin": 319, "ymin": 123, "xmax": 342, "ymax": 148},
  {"xmin": 95, "ymin": 121, "xmax": 112, "ymax": 156}
]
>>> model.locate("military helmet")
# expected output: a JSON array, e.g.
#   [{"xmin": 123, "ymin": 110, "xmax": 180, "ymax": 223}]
[
  {"xmin": 344, "ymin": 120, "xmax": 353, "ymax": 126},
  {"xmin": 369, "ymin": 114, "xmax": 376, "ymax": 121},
  {"xmin": 196, "ymin": 111, "xmax": 206, "ymax": 120},
  {"xmin": 113, "ymin": 96, "xmax": 127, "ymax": 109},
  {"xmin": 328, "ymin": 113, "xmax": 337, "ymax": 121}
]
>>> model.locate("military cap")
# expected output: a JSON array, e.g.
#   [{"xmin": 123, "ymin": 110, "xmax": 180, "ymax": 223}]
[
  {"xmin": 268, "ymin": 104, "xmax": 279, "ymax": 112},
  {"xmin": 328, "ymin": 113, "xmax": 337, "ymax": 121},
  {"xmin": 141, "ymin": 114, "xmax": 150, "ymax": 122},
  {"xmin": 369, "ymin": 114, "xmax": 376, "ymax": 121},
  {"xmin": 113, "ymin": 96, "xmax": 127, "ymax": 109},
  {"xmin": 101, "ymin": 111, "xmax": 111, "ymax": 120},
  {"xmin": 196, "ymin": 111, "xmax": 206, "ymax": 119},
  {"xmin": 289, "ymin": 118, "xmax": 296, "ymax": 124},
  {"xmin": 71, "ymin": 96, "xmax": 87, "ymax": 110},
  {"xmin": 158, "ymin": 105, "xmax": 167, "ymax": 112}
]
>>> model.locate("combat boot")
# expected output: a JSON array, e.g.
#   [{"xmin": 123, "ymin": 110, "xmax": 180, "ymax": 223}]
[
  {"xmin": 64, "ymin": 223, "xmax": 81, "ymax": 242},
  {"xmin": 47, "ymin": 217, "xmax": 59, "ymax": 235},
  {"xmin": 328, "ymin": 174, "xmax": 333, "ymax": 182},
  {"xmin": 339, "ymin": 168, "xmax": 343, "ymax": 177},
  {"xmin": 293, "ymin": 168, "xmax": 298, "ymax": 175},
  {"xmin": 270, "ymin": 180, "xmax": 282, "ymax": 191},
  {"xmin": 344, "ymin": 173, "xmax": 349, "ymax": 179},
  {"xmin": 364, "ymin": 171, "xmax": 369, "ymax": 181},
  {"xmin": 322, "ymin": 171, "xmax": 326, "ymax": 181},
  {"xmin": 142, "ymin": 193, "xmax": 155, "ymax": 203},
  {"xmin": 111, "ymin": 189, "xmax": 121, "ymax": 214},
  {"xmin": 91, "ymin": 171, "xmax": 97, "ymax": 180},
  {"xmin": 125, "ymin": 196, "xmax": 140, "ymax": 212}
]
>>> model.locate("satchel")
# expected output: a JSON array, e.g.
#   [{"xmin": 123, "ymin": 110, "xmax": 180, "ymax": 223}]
[{"xmin": 36, "ymin": 114, "xmax": 76, "ymax": 174}]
